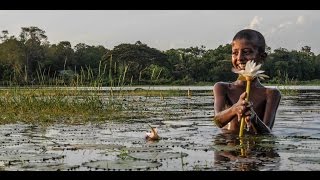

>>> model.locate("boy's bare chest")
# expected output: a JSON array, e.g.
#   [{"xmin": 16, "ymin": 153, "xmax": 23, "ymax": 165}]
[{"xmin": 226, "ymin": 87, "xmax": 267, "ymax": 109}]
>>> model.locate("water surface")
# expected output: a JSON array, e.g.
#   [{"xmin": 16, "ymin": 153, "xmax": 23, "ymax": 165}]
[{"xmin": 0, "ymin": 87, "xmax": 319, "ymax": 171}]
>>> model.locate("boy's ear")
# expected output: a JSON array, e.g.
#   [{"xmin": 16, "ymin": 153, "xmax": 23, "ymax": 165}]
[{"xmin": 260, "ymin": 52, "xmax": 267, "ymax": 59}]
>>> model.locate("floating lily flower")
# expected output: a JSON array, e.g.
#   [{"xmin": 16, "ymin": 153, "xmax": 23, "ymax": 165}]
[
  {"xmin": 232, "ymin": 60, "xmax": 269, "ymax": 137},
  {"xmin": 145, "ymin": 124, "xmax": 160, "ymax": 141}
]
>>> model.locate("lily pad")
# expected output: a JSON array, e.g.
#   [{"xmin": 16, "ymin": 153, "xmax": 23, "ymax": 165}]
[
  {"xmin": 82, "ymin": 159, "xmax": 162, "ymax": 170},
  {"xmin": 70, "ymin": 144, "xmax": 126, "ymax": 150},
  {"xmin": 126, "ymin": 146, "xmax": 171, "ymax": 152},
  {"xmin": 0, "ymin": 153, "xmax": 65, "ymax": 164},
  {"xmin": 128, "ymin": 151, "xmax": 188, "ymax": 161},
  {"xmin": 14, "ymin": 162, "xmax": 80, "ymax": 171},
  {"xmin": 182, "ymin": 144, "xmax": 215, "ymax": 151},
  {"xmin": 212, "ymin": 144, "xmax": 241, "ymax": 152},
  {"xmin": 288, "ymin": 156, "xmax": 320, "ymax": 164},
  {"xmin": 162, "ymin": 121, "xmax": 196, "ymax": 128},
  {"xmin": 274, "ymin": 144, "xmax": 298, "ymax": 152}
]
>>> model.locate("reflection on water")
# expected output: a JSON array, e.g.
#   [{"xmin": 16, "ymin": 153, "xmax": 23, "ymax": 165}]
[
  {"xmin": 0, "ymin": 87, "xmax": 320, "ymax": 170},
  {"xmin": 213, "ymin": 133, "xmax": 280, "ymax": 171}
]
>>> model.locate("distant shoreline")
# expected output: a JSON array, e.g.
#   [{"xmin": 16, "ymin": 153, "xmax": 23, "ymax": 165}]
[{"xmin": 1, "ymin": 85, "xmax": 320, "ymax": 91}]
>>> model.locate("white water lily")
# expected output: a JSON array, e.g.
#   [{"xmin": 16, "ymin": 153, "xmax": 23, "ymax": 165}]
[
  {"xmin": 145, "ymin": 125, "xmax": 160, "ymax": 140},
  {"xmin": 232, "ymin": 60, "xmax": 269, "ymax": 81}
]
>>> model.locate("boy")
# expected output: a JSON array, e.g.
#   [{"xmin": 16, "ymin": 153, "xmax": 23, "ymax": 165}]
[{"xmin": 213, "ymin": 29, "xmax": 281, "ymax": 134}]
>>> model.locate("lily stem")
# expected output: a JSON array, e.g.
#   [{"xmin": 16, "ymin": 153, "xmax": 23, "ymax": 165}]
[{"xmin": 239, "ymin": 79, "xmax": 251, "ymax": 137}]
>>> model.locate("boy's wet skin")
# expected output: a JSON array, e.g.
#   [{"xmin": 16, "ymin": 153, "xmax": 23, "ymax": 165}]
[{"xmin": 213, "ymin": 29, "xmax": 281, "ymax": 135}]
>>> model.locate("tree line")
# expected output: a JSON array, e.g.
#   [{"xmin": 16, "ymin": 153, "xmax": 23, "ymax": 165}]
[{"xmin": 0, "ymin": 26, "xmax": 319, "ymax": 86}]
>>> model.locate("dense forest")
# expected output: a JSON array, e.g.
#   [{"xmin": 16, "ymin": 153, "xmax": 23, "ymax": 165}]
[{"xmin": 0, "ymin": 26, "xmax": 319, "ymax": 86}]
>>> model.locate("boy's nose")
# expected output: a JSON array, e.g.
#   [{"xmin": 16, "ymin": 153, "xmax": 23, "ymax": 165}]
[{"xmin": 237, "ymin": 52, "xmax": 245, "ymax": 60}]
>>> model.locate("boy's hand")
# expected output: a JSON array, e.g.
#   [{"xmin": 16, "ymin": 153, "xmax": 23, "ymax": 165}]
[
  {"xmin": 234, "ymin": 92, "xmax": 251, "ymax": 122},
  {"xmin": 245, "ymin": 102, "xmax": 255, "ymax": 131}
]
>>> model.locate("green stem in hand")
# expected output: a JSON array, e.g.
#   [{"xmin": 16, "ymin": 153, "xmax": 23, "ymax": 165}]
[{"xmin": 239, "ymin": 79, "xmax": 251, "ymax": 137}]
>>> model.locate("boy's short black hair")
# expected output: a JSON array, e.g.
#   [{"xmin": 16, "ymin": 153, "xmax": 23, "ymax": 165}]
[{"xmin": 232, "ymin": 29, "xmax": 266, "ymax": 53}]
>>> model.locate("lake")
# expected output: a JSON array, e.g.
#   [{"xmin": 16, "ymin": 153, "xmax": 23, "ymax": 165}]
[{"xmin": 0, "ymin": 86, "xmax": 319, "ymax": 171}]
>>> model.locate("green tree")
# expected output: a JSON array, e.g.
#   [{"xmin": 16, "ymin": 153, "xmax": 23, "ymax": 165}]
[
  {"xmin": 0, "ymin": 37, "xmax": 25, "ymax": 83},
  {"xmin": 19, "ymin": 26, "xmax": 48, "ymax": 82},
  {"xmin": 103, "ymin": 41, "xmax": 168, "ymax": 84}
]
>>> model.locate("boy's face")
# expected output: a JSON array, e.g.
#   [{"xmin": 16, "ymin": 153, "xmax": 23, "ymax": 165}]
[{"xmin": 231, "ymin": 39, "xmax": 262, "ymax": 70}]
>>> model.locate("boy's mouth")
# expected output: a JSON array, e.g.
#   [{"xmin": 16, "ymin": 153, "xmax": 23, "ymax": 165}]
[{"xmin": 237, "ymin": 63, "xmax": 246, "ymax": 70}]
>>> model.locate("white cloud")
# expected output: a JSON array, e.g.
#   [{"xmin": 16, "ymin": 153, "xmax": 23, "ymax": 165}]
[
  {"xmin": 267, "ymin": 20, "xmax": 293, "ymax": 35},
  {"xmin": 270, "ymin": 27, "xmax": 277, "ymax": 33},
  {"xmin": 296, "ymin": 15, "xmax": 305, "ymax": 25},
  {"xmin": 268, "ymin": 15, "xmax": 305, "ymax": 35},
  {"xmin": 247, "ymin": 16, "xmax": 263, "ymax": 29},
  {"xmin": 278, "ymin": 21, "xmax": 293, "ymax": 29}
]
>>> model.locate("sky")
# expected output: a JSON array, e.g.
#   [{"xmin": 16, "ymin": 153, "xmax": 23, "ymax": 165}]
[{"xmin": 1, "ymin": 10, "xmax": 320, "ymax": 54}]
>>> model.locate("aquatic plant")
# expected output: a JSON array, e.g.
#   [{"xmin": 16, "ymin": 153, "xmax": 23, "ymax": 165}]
[{"xmin": 145, "ymin": 124, "xmax": 160, "ymax": 141}]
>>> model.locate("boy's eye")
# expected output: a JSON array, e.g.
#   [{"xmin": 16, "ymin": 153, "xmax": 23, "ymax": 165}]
[
  {"xmin": 232, "ymin": 52, "xmax": 238, "ymax": 55},
  {"xmin": 242, "ymin": 49, "xmax": 253, "ymax": 55}
]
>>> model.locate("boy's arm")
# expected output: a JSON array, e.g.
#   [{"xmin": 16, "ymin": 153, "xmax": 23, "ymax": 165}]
[
  {"xmin": 213, "ymin": 83, "xmax": 238, "ymax": 128},
  {"xmin": 263, "ymin": 88, "xmax": 281, "ymax": 129},
  {"xmin": 248, "ymin": 109, "xmax": 271, "ymax": 134},
  {"xmin": 250, "ymin": 88, "xmax": 281, "ymax": 134}
]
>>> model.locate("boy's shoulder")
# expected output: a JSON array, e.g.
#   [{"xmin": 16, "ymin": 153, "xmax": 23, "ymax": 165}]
[
  {"xmin": 213, "ymin": 82, "xmax": 232, "ymax": 94},
  {"xmin": 265, "ymin": 87, "xmax": 282, "ymax": 97},
  {"xmin": 213, "ymin": 81, "xmax": 232, "ymax": 87}
]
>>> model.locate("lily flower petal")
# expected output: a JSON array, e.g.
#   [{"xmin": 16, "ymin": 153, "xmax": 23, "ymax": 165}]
[
  {"xmin": 145, "ymin": 124, "xmax": 160, "ymax": 141},
  {"xmin": 233, "ymin": 60, "xmax": 269, "ymax": 80}
]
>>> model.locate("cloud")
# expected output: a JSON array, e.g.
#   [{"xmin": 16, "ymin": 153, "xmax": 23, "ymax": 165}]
[
  {"xmin": 270, "ymin": 27, "xmax": 277, "ymax": 34},
  {"xmin": 268, "ymin": 20, "xmax": 293, "ymax": 35},
  {"xmin": 268, "ymin": 15, "xmax": 305, "ymax": 35},
  {"xmin": 278, "ymin": 21, "xmax": 293, "ymax": 29},
  {"xmin": 247, "ymin": 16, "xmax": 263, "ymax": 29},
  {"xmin": 296, "ymin": 15, "xmax": 305, "ymax": 25}
]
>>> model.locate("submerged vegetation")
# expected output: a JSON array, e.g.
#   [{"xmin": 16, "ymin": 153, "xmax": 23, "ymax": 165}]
[
  {"xmin": 0, "ymin": 86, "xmax": 201, "ymax": 125},
  {"xmin": 0, "ymin": 87, "xmax": 123, "ymax": 124}
]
